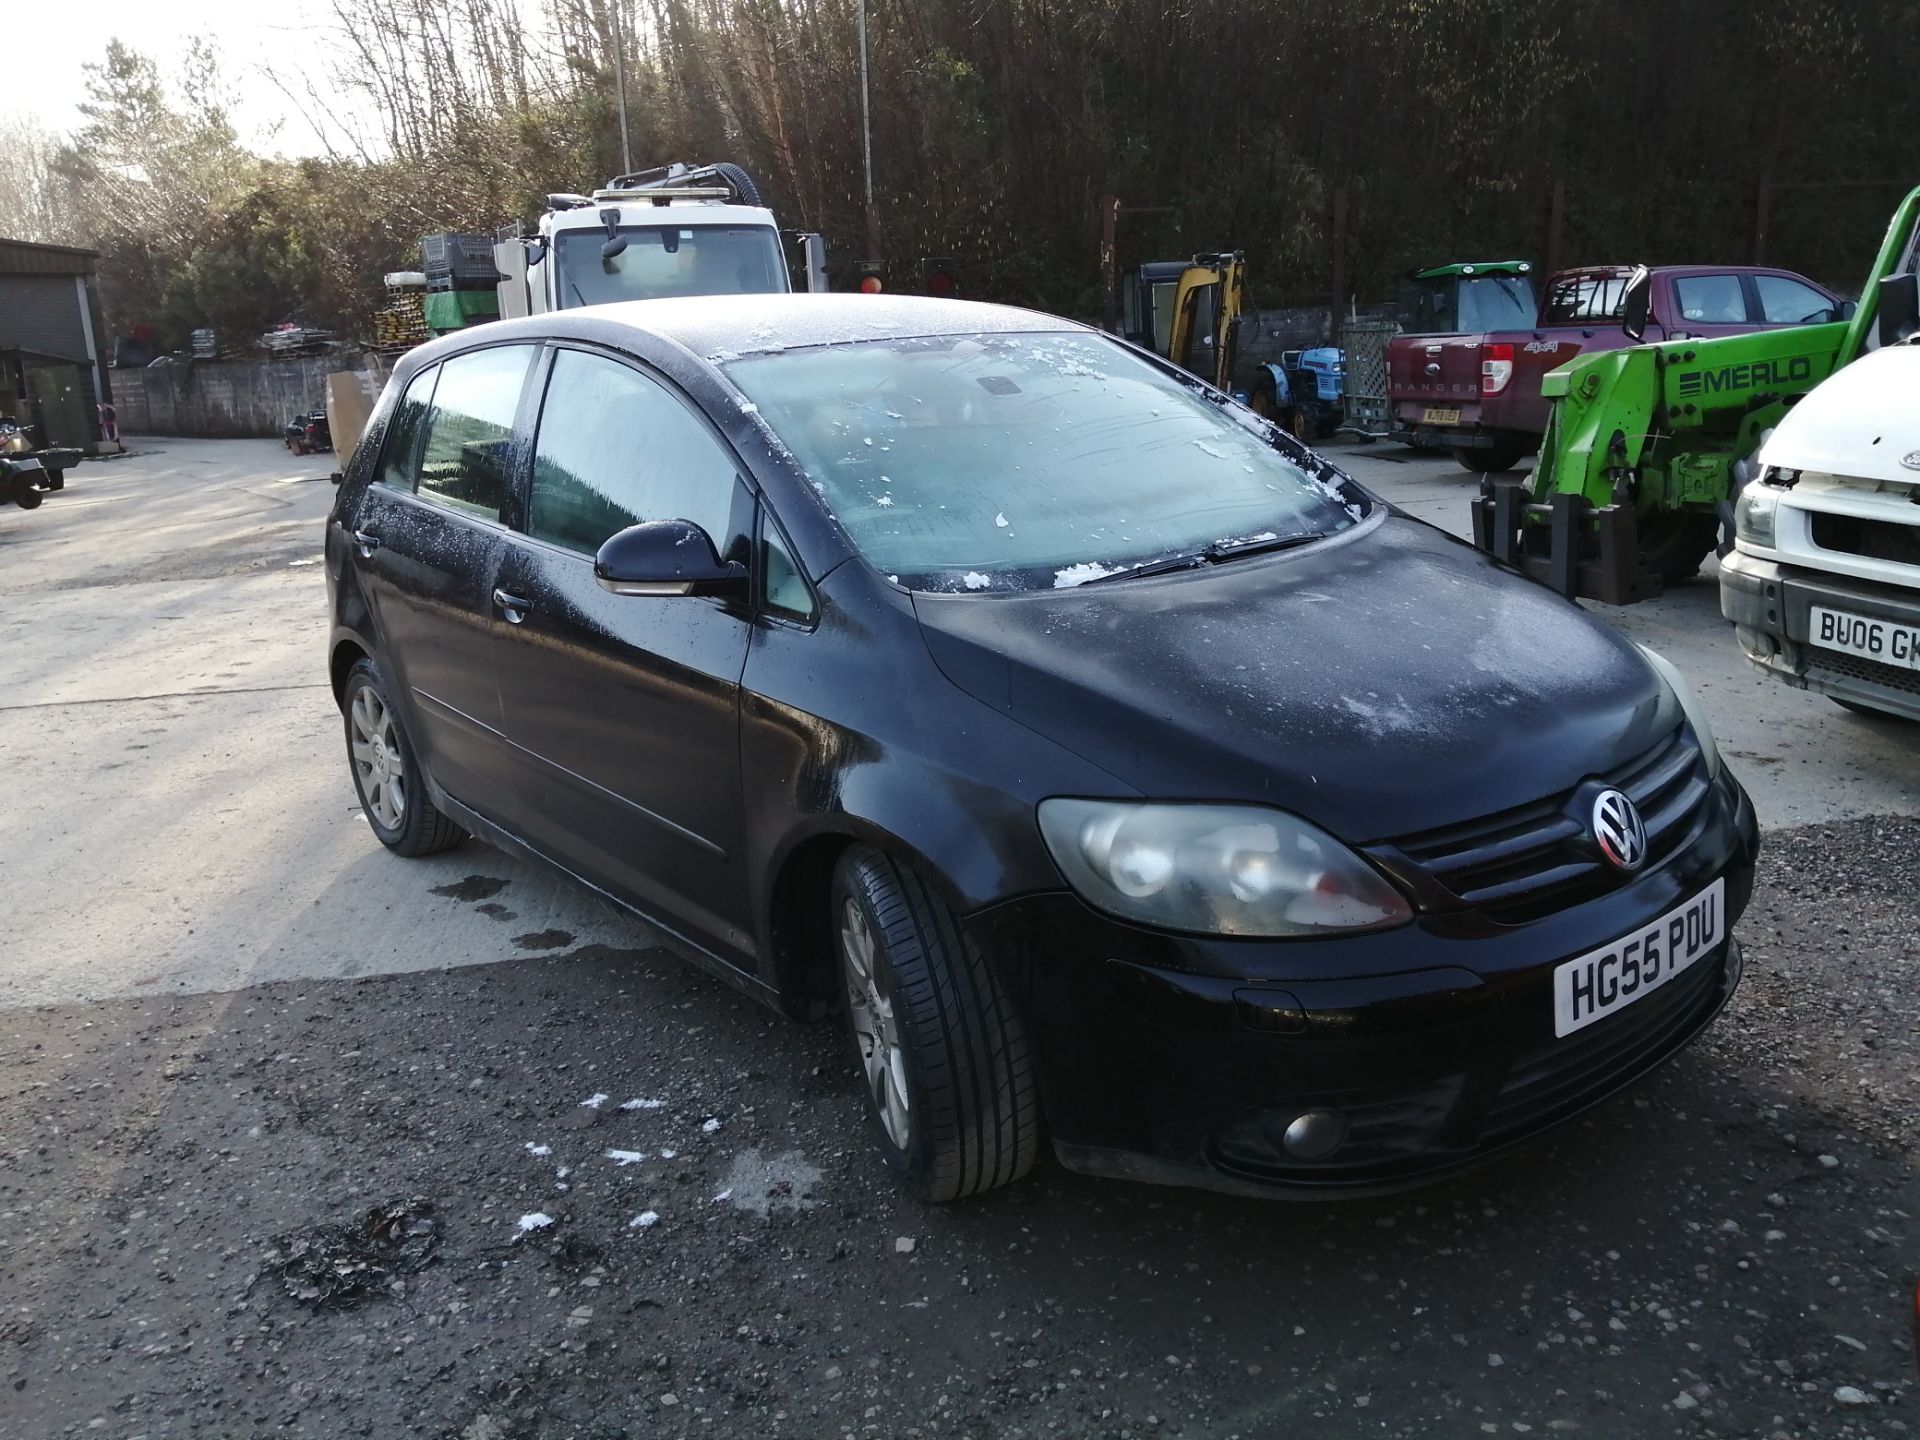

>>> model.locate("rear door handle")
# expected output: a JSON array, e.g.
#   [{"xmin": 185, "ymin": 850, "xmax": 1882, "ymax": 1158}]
[
  {"xmin": 492, "ymin": 588, "xmax": 531, "ymax": 622},
  {"xmin": 351, "ymin": 528, "xmax": 380, "ymax": 553}
]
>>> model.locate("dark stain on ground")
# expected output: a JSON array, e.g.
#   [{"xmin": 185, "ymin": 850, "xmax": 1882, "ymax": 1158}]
[
  {"xmin": 512, "ymin": 929, "xmax": 576, "ymax": 951},
  {"xmin": 474, "ymin": 902, "xmax": 516, "ymax": 921},
  {"xmin": 429, "ymin": 875, "xmax": 511, "ymax": 902}
]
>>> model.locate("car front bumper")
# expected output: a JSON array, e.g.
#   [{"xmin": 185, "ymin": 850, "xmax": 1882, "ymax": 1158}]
[
  {"xmin": 974, "ymin": 768, "xmax": 1759, "ymax": 1197},
  {"xmin": 1720, "ymin": 547, "xmax": 1920, "ymax": 722}
]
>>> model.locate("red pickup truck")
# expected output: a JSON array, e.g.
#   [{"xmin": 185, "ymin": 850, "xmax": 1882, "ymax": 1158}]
[{"xmin": 1388, "ymin": 262, "xmax": 1848, "ymax": 472}]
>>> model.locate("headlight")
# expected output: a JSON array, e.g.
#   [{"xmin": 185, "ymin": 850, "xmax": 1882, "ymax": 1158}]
[
  {"xmin": 1037, "ymin": 799, "xmax": 1413, "ymax": 938},
  {"xmin": 1636, "ymin": 644, "xmax": 1722, "ymax": 779},
  {"xmin": 1733, "ymin": 482, "xmax": 1778, "ymax": 548}
]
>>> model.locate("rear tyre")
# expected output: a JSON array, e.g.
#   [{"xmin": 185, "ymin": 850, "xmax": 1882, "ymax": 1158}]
[
  {"xmin": 342, "ymin": 658, "xmax": 467, "ymax": 857},
  {"xmin": 1636, "ymin": 509, "xmax": 1721, "ymax": 583},
  {"xmin": 833, "ymin": 846, "xmax": 1041, "ymax": 1202},
  {"xmin": 1455, "ymin": 441, "xmax": 1532, "ymax": 473},
  {"xmin": 14, "ymin": 487, "xmax": 41, "ymax": 510},
  {"xmin": 43, "ymin": 470, "xmax": 63, "ymax": 491},
  {"xmin": 1248, "ymin": 375, "xmax": 1281, "ymax": 423}
]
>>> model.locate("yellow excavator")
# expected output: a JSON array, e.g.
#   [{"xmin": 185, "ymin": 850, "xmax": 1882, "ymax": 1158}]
[{"xmin": 1117, "ymin": 251, "xmax": 1246, "ymax": 393}]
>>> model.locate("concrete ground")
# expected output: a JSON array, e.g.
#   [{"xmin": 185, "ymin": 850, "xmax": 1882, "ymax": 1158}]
[{"xmin": 0, "ymin": 438, "xmax": 1915, "ymax": 1440}]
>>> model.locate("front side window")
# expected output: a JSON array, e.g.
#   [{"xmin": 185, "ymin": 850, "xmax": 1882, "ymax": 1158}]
[
  {"xmin": 378, "ymin": 367, "xmax": 436, "ymax": 489},
  {"xmin": 1754, "ymin": 274, "xmax": 1834, "ymax": 324},
  {"xmin": 528, "ymin": 348, "xmax": 737, "ymax": 555},
  {"xmin": 553, "ymin": 226, "xmax": 787, "ymax": 307},
  {"xmin": 415, "ymin": 345, "xmax": 536, "ymax": 520},
  {"xmin": 1673, "ymin": 274, "xmax": 1749, "ymax": 325},
  {"xmin": 724, "ymin": 331, "xmax": 1365, "ymax": 593}
]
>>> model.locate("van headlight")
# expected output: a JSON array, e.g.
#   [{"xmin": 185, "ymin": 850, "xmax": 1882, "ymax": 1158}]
[
  {"xmin": 1636, "ymin": 645, "xmax": 1723, "ymax": 780},
  {"xmin": 1037, "ymin": 800, "xmax": 1413, "ymax": 937},
  {"xmin": 1733, "ymin": 482, "xmax": 1778, "ymax": 548}
]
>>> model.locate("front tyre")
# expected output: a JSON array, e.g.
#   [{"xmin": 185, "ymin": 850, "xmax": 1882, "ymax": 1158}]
[
  {"xmin": 342, "ymin": 658, "xmax": 466, "ymax": 857},
  {"xmin": 833, "ymin": 846, "xmax": 1041, "ymax": 1202}
]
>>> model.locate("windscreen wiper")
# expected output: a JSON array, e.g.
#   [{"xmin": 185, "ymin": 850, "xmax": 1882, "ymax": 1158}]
[{"xmin": 1203, "ymin": 530, "xmax": 1335, "ymax": 561}]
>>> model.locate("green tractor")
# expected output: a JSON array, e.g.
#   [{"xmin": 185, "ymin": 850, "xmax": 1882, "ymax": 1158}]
[{"xmin": 1473, "ymin": 186, "xmax": 1920, "ymax": 604}]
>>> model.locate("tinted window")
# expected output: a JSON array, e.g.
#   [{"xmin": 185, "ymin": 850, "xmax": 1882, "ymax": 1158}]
[
  {"xmin": 416, "ymin": 345, "xmax": 535, "ymax": 520},
  {"xmin": 378, "ymin": 367, "xmax": 436, "ymax": 489},
  {"xmin": 1457, "ymin": 277, "xmax": 1538, "ymax": 331},
  {"xmin": 1543, "ymin": 274, "xmax": 1631, "ymax": 325},
  {"xmin": 1673, "ymin": 274, "xmax": 1749, "ymax": 325},
  {"xmin": 761, "ymin": 516, "xmax": 814, "ymax": 619},
  {"xmin": 528, "ymin": 348, "xmax": 737, "ymax": 555},
  {"xmin": 724, "ymin": 331, "xmax": 1364, "ymax": 593},
  {"xmin": 1754, "ymin": 274, "xmax": 1834, "ymax": 324}
]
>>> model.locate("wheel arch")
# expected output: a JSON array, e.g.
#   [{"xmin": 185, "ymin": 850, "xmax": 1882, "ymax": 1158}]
[{"xmin": 329, "ymin": 634, "xmax": 373, "ymax": 709}]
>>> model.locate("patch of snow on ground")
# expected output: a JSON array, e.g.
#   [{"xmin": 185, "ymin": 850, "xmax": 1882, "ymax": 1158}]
[
  {"xmin": 701, "ymin": 1117, "xmax": 723, "ymax": 1133},
  {"xmin": 660, "ymin": 1148, "xmax": 678, "ymax": 1160},
  {"xmin": 1053, "ymin": 561, "xmax": 1122, "ymax": 589},
  {"xmin": 579, "ymin": 1093, "xmax": 609, "ymax": 1109},
  {"xmin": 630, "ymin": 1211, "xmax": 660, "ymax": 1229},
  {"xmin": 962, "ymin": 572, "xmax": 991, "ymax": 590},
  {"xmin": 605, "ymin": 1150, "xmax": 647, "ymax": 1166},
  {"xmin": 619, "ymin": 1098, "xmax": 664, "ymax": 1111},
  {"xmin": 523, "ymin": 1143, "xmax": 551, "ymax": 1157},
  {"xmin": 714, "ymin": 1148, "xmax": 825, "ymax": 1219},
  {"xmin": 516, "ymin": 1212, "xmax": 554, "ymax": 1233}
]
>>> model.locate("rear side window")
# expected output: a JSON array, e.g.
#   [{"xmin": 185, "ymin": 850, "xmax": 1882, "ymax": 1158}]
[
  {"xmin": 527, "ymin": 348, "xmax": 737, "ymax": 555},
  {"xmin": 378, "ymin": 368, "xmax": 436, "ymax": 489},
  {"xmin": 1672, "ymin": 274, "xmax": 1748, "ymax": 324},
  {"xmin": 1543, "ymin": 274, "xmax": 1631, "ymax": 325},
  {"xmin": 1754, "ymin": 274, "xmax": 1834, "ymax": 324},
  {"xmin": 414, "ymin": 345, "xmax": 536, "ymax": 520}
]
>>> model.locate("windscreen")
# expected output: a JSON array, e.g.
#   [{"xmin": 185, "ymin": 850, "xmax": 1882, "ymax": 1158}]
[
  {"xmin": 723, "ymin": 332, "xmax": 1365, "ymax": 592},
  {"xmin": 555, "ymin": 225, "xmax": 787, "ymax": 306},
  {"xmin": 1398, "ymin": 275, "xmax": 1536, "ymax": 334}
]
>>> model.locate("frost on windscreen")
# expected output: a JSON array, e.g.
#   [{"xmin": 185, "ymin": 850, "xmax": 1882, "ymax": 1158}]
[
  {"xmin": 961, "ymin": 571, "xmax": 991, "ymax": 590},
  {"xmin": 1053, "ymin": 561, "xmax": 1125, "ymax": 589}
]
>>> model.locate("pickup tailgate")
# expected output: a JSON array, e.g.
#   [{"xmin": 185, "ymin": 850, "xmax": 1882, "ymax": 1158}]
[{"xmin": 1387, "ymin": 333, "xmax": 1485, "ymax": 429}]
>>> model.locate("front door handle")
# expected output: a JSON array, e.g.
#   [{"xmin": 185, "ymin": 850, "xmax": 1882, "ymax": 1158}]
[
  {"xmin": 492, "ymin": 588, "xmax": 531, "ymax": 623},
  {"xmin": 351, "ymin": 528, "xmax": 381, "ymax": 554}
]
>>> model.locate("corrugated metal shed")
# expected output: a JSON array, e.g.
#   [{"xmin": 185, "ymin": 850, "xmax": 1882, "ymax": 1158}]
[{"xmin": 0, "ymin": 238, "xmax": 100, "ymax": 277}]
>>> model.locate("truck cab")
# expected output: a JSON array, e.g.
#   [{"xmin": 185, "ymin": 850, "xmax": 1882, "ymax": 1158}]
[{"xmin": 496, "ymin": 162, "xmax": 826, "ymax": 318}]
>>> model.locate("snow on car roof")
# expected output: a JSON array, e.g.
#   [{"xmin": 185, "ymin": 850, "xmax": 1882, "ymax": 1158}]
[{"xmin": 567, "ymin": 293, "xmax": 1086, "ymax": 359}]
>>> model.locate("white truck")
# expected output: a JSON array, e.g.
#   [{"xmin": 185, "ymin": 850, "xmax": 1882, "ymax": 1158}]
[
  {"xmin": 494, "ymin": 161, "xmax": 828, "ymax": 317},
  {"xmin": 1720, "ymin": 337, "xmax": 1920, "ymax": 722}
]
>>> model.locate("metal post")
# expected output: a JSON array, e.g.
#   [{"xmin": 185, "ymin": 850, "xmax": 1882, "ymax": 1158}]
[
  {"xmin": 1545, "ymin": 177, "xmax": 1565, "ymax": 281},
  {"xmin": 858, "ymin": 0, "xmax": 879, "ymax": 261},
  {"xmin": 611, "ymin": 0, "xmax": 632, "ymax": 175},
  {"xmin": 1329, "ymin": 186, "xmax": 1348, "ymax": 343}
]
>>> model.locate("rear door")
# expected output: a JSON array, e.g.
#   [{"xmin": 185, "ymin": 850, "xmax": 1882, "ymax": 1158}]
[
  {"xmin": 491, "ymin": 345, "xmax": 756, "ymax": 960},
  {"xmin": 350, "ymin": 344, "xmax": 537, "ymax": 816}
]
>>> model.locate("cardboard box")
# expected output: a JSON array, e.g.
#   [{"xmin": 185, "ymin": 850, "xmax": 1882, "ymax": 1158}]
[{"xmin": 325, "ymin": 370, "xmax": 383, "ymax": 460}]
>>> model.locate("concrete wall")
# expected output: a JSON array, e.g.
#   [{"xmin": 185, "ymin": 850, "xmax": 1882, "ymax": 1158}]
[{"xmin": 113, "ymin": 353, "xmax": 393, "ymax": 439}]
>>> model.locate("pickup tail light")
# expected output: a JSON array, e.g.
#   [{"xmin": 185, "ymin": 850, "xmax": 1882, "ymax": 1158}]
[{"xmin": 1481, "ymin": 344, "xmax": 1515, "ymax": 396}]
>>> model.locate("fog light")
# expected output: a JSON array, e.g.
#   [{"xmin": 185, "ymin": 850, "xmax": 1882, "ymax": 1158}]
[{"xmin": 1281, "ymin": 1108, "xmax": 1347, "ymax": 1160}]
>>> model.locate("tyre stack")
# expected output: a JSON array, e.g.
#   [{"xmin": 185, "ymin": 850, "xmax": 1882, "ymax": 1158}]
[{"xmin": 420, "ymin": 234, "xmax": 502, "ymax": 335}]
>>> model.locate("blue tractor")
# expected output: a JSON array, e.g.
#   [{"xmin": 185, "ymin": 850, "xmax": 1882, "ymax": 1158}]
[{"xmin": 1248, "ymin": 346, "xmax": 1345, "ymax": 440}]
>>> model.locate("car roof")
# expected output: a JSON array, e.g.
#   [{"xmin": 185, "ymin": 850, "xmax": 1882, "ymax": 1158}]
[{"xmin": 534, "ymin": 293, "xmax": 1089, "ymax": 361}]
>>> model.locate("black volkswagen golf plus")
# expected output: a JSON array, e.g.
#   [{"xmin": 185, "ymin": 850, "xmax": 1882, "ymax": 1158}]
[{"xmin": 326, "ymin": 294, "xmax": 1760, "ymax": 1202}]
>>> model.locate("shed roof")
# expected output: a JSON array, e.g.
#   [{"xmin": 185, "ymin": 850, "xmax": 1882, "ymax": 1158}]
[{"xmin": 0, "ymin": 238, "xmax": 100, "ymax": 277}]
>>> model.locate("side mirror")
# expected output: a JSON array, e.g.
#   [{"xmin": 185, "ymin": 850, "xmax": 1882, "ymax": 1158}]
[
  {"xmin": 1836, "ymin": 298, "xmax": 1859, "ymax": 322},
  {"xmin": 1621, "ymin": 265, "xmax": 1653, "ymax": 343},
  {"xmin": 594, "ymin": 519, "xmax": 746, "ymax": 598},
  {"xmin": 1877, "ymin": 273, "xmax": 1918, "ymax": 348}
]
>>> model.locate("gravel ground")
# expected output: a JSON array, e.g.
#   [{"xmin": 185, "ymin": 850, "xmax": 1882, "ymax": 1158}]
[{"xmin": 3, "ymin": 817, "xmax": 1915, "ymax": 1440}]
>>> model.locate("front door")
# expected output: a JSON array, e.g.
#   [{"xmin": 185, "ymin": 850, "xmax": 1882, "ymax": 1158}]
[
  {"xmin": 491, "ymin": 346, "xmax": 754, "ymax": 960},
  {"xmin": 352, "ymin": 344, "xmax": 537, "ymax": 816}
]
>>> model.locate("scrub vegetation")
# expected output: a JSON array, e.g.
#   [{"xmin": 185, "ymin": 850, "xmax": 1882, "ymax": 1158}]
[{"xmin": 10, "ymin": 0, "xmax": 1918, "ymax": 348}]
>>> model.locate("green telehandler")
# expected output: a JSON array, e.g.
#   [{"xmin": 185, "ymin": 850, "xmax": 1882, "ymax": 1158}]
[{"xmin": 1472, "ymin": 186, "xmax": 1920, "ymax": 604}]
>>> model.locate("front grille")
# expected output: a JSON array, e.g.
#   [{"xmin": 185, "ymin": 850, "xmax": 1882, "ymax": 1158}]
[
  {"xmin": 1481, "ymin": 951, "xmax": 1725, "ymax": 1143},
  {"xmin": 1212, "ymin": 1074, "xmax": 1467, "ymax": 1180},
  {"xmin": 1808, "ymin": 651, "xmax": 1920, "ymax": 700},
  {"xmin": 1373, "ymin": 726, "xmax": 1711, "ymax": 923},
  {"xmin": 1809, "ymin": 511, "xmax": 1920, "ymax": 567}
]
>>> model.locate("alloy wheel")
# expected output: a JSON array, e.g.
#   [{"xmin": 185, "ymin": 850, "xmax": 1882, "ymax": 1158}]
[
  {"xmin": 840, "ymin": 895, "xmax": 911, "ymax": 1149},
  {"xmin": 349, "ymin": 684, "xmax": 407, "ymax": 830}
]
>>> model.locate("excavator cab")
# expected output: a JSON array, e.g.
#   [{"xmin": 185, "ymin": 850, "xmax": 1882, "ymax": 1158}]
[{"xmin": 1117, "ymin": 252, "xmax": 1246, "ymax": 393}]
